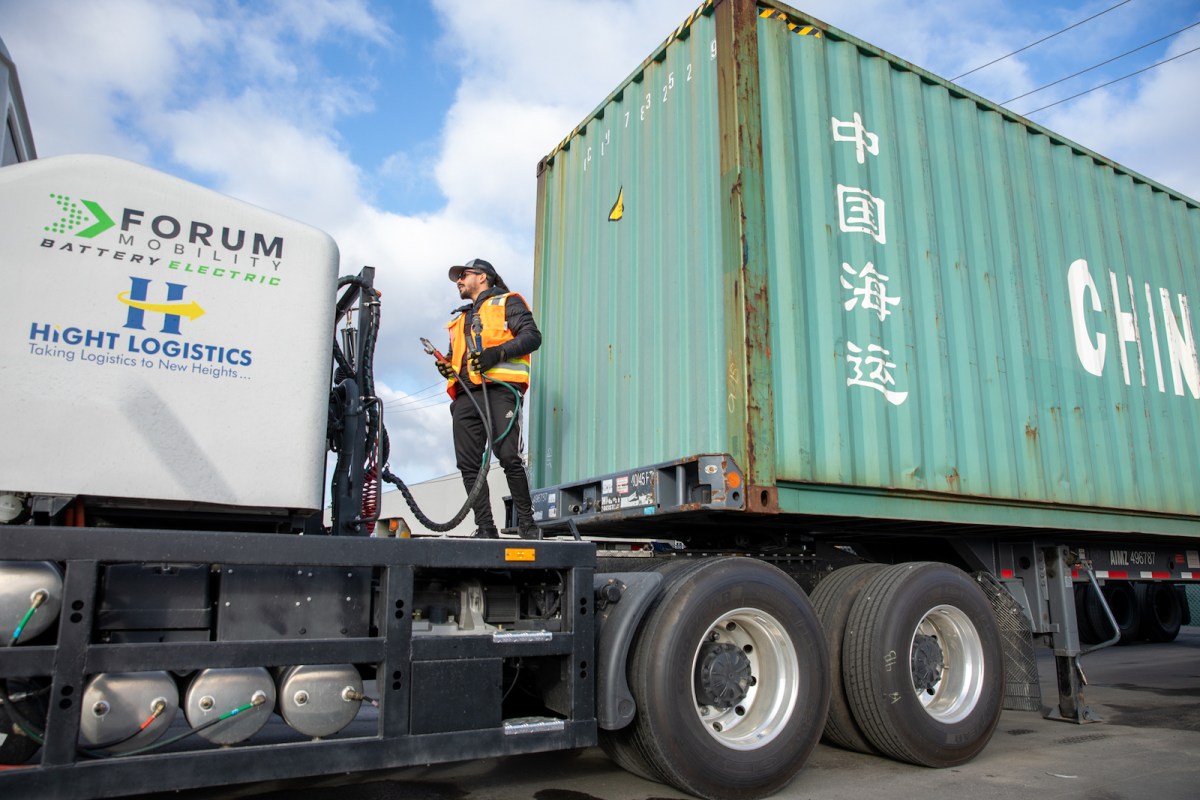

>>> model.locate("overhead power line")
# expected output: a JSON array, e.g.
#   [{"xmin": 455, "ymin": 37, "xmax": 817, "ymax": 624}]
[
  {"xmin": 1022, "ymin": 44, "xmax": 1200, "ymax": 115},
  {"xmin": 385, "ymin": 394, "xmax": 450, "ymax": 414},
  {"xmin": 1004, "ymin": 20, "xmax": 1200, "ymax": 104},
  {"xmin": 383, "ymin": 380, "xmax": 446, "ymax": 409},
  {"xmin": 953, "ymin": 0, "xmax": 1136, "ymax": 80}
]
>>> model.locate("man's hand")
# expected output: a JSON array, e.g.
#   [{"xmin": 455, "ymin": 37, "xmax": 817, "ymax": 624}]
[
  {"xmin": 436, "ymin": 359, "xmax": 456, "ymax": 380},
  {"xmin": 469, "ymin": 346, "xmax": 504, "ymax": 373}
]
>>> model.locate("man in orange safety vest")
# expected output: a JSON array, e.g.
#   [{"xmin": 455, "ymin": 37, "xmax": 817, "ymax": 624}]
[{"xmin": 438, "ymin": 258, "xmax": 542, "ymax": 539}]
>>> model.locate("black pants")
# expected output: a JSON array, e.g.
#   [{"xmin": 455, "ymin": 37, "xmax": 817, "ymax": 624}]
[{"xmin": 451, "ymin": 386, "xmax": 534, "ymax": 529}]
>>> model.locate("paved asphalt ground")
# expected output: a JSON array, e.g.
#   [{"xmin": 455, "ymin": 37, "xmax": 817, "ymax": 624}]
[{"xmin": 150, "ymin": 626, "xmax": 1200, "ymax": 800}]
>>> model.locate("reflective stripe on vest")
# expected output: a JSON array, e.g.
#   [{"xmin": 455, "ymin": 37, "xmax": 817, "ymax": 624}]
[{"xmin": 445, "ymin": 292, "xmax": 532, "ymax": 398}]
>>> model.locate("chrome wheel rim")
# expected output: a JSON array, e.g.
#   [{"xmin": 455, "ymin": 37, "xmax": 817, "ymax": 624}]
[
  {"xmin": 909, "ymin": 604, "xmax": 985, "ymax": 724},
  {"xmin": 690, "ymin": 607, "xmax": 800, "ymax": 750}
]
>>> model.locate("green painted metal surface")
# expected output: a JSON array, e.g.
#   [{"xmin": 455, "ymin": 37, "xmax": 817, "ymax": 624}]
[
  {"xmin": 532, "ymin": 3, "xmax": 727, "ymax": 490},
  {"xmin": 533, "ymin": 0, "xmax": 1200, "ymax": 535}
]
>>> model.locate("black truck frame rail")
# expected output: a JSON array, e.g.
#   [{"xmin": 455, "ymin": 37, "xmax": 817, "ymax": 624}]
[{"xmin": 0, "ymin": 527, "xmax": 596, "ymax": 800}]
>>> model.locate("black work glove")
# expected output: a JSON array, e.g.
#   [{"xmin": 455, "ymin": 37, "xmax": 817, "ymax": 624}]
[
  {"xmin": 436, "ymin": 359, "xmax": 456, "ymax": 380},
  {"xmin": 469, "ymin": 346, "xmax": 504, "ymax": 373}
]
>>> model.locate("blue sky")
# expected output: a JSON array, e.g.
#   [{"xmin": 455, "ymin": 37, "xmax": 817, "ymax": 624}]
[{"xmin": 2, "ymin": 0, "xmax": 1198, "ymax": 483}]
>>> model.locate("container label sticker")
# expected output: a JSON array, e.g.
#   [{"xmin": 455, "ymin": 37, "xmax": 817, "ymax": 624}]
[{"xmin": 601, "ymin": 470, "xmax": 655, "ymax": 512}]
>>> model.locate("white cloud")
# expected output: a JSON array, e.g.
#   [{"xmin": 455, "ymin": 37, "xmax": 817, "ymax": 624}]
[
  {"xmin": 1038, "ymin": 28, "xmax": 1200, "ymax": 200},
  {"xmin": 159, "ymin": 91, "xmax": 367, "ymax": 231},
  {"xmin": 435, "ymin": 91, "xmax": 571, "ymax": 232},
  {"xmin": 2, "ymin": 0, "xmax": 221, "ymax": 160}
]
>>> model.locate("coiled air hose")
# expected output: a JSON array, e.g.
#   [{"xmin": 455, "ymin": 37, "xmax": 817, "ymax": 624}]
[{"xmin": 381, "ymin": 365, "xmax": 523, "ymax": 534}]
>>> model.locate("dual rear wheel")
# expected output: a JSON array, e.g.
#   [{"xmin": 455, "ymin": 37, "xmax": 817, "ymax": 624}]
[
  {"xmin": 599, "ymin": 558, "xmax": 1006, "ymax": 797},
  {"xmin": 812, "ymin": 561, "xmax": 1004, "ymax": 767}
]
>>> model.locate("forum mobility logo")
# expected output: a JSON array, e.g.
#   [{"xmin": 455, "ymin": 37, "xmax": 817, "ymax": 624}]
[
  {"xmin": 41, "ymin": 191, "xmax": 287, "ymax": 288},
  {"xmin": 46, "ymin": 193, "xmax": 115, "ymax": 238}
]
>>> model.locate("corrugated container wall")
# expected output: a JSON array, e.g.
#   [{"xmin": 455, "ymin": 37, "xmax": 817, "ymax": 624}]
[{"xmin": 532, "ymin": 0, "xmax": 1200, "ymax": 536}]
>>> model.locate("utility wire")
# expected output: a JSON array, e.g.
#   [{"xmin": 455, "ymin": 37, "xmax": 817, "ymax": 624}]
[
  {"xmin": 1022, "ymin": 44, "xmax": 1200, "ymax": 114},
  {"xmin": 385, "ymin": 394, "xmax": 451, "ymax": 414},
  {"xmin": 383, "ymin": 381, "xmax": 446, "ymax": 408},
  {"xmin": 953, "ymin": 0, "xmax": 1136, "ymax": 80},
  {"xmin": 1004, "ymin": 20, "xmax": 1200, "ymax": 103}
]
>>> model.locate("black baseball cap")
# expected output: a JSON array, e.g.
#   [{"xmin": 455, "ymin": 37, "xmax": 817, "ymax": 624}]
[{"xmin": 448, "ymin": 258, "xmax": 497, "ymax": 282}]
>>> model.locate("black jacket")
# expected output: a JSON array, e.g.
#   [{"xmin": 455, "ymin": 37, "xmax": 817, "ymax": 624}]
[{"xmin": 448, "ymin": 286, "xmax": 542, "ymax": 385}]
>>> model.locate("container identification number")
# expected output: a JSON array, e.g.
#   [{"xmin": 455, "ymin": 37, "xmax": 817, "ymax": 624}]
[{"xmin": 1109, "ymin": 550, "xmax": 1156, "ymax": 567}]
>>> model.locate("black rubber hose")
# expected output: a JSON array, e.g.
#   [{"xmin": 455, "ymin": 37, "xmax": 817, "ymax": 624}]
[{"xmin": 381, "ymin": 376, "xmax": 494, "ymax": 533}]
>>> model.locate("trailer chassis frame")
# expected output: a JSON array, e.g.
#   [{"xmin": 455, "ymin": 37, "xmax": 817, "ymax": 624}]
[{"xmin": 0, "ymin": 527, "xmax": 596, "ymax": 799}]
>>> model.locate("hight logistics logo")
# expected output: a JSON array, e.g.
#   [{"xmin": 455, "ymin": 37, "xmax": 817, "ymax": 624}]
[
  {"xmin": 25, "ymin": 275, "xmax": 253, "ymax": 378},
  {"xmin": 120, "ymin": 277, "xmax": 205, "ymax": 335},
  {"xmin": 39, "ymin": 191, "xmax": 288, "ymax": 288}
]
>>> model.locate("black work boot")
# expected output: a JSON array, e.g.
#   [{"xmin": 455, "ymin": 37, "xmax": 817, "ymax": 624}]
[
  {"xmin": 472, "ymin": 525, "xmax": 499, "ymax": 539},
  {"xmin": 518, "ymin": 520, "xmax": 542, "ymax": 540}
]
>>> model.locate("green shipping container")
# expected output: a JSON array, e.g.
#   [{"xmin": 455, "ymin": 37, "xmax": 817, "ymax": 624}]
[{"xmin": 531, "ymin": 0, "xmax": 1200, "ymax": 538}]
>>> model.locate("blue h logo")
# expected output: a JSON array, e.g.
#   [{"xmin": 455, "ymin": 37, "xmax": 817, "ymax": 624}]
[{"xmin": 122, "ymin": 276, "xmax": 189, "ymax": 335}]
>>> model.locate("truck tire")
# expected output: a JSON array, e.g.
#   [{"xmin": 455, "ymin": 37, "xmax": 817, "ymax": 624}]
[
  {"xmin": 1074, "ymin": 584, "xmax": 1100, "ymax": 644},
  {"xmin": 1137, "ymin": 582, "xmax": 1182, "ymax": 643},
  {"xmin": 1089, "ymin": 583, "xmax": 1139, "ymax": 644},
  {"xmin": 1080, "ymin": 582, "xmax": 1115, "ymax": 642},
  {"xmin": 843, "ymin": 562, "xmax": 1003, "ymax": 768},
  {"xmin": 615, "ymin": 557, "xmax": 829, "ymax": 800},
  {"xmin": 809, "ymin": 563, "xmax": 886, "ymax": 753},
  {"xmin": 597, "ymin": 558, "xmax": 711, "ymax": 784}
]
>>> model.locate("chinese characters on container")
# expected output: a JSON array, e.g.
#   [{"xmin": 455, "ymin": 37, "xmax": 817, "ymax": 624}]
[{"xmin": 832, "ymin": 112, "xmax": 908, "ymax": 406}]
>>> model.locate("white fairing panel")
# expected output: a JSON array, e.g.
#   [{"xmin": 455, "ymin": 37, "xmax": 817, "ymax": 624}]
[{"xmin": 0, "ymin": 155, "xmax": 338, "ymax": 511}]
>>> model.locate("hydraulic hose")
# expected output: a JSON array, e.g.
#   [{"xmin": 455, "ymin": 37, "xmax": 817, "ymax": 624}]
[
  {"xmin": 382, "ymin": 373, "xmax": 494, "ymax": 533},
  {"xmin": 1, "ymin": 596, "xmax": 49, "ymax": 747},
  {"xmin": 381, "ymin": 349, "xmax": 524, "ymax": 534}
]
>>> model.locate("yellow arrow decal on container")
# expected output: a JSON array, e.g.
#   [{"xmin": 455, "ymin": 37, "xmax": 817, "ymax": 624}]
[
  {"xmin": 608, "ymin": 186, "xmax": 624, "ymax": 222},
  {"xmin": 117, "ymin": 293, "xmax": 207, "ymax": 320}
]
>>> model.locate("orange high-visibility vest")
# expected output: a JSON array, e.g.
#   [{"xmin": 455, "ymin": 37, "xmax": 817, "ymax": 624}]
[{"xmin": 445, "ymin": 292, "xmax": 532, "ymax": 399}]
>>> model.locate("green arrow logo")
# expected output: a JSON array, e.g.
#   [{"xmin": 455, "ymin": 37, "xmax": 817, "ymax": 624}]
[
  {"xmin": 77, "ymin": 199, "xmax": 115, "ymax": 238},
  {"xmin": 44, "ymin": 193, "xmax": 115, "ymax": 238}
]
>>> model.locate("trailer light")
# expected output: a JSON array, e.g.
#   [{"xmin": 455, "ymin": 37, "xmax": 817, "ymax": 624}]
[{"xmin": 505, "ymin": 548, "xmax": 536, "ymax": 562}]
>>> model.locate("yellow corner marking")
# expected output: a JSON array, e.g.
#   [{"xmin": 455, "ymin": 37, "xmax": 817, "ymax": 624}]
[
  {"xmin": 505, "ymin": 548, "xmax": 537, "ymax": 562},
  {"xmin": 608, "ymin": 186, "xmax": 625, "ymax": 222},
  {"xmin": 761, "ymin": 8, "xmax": 822, "ymax": 38}
]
